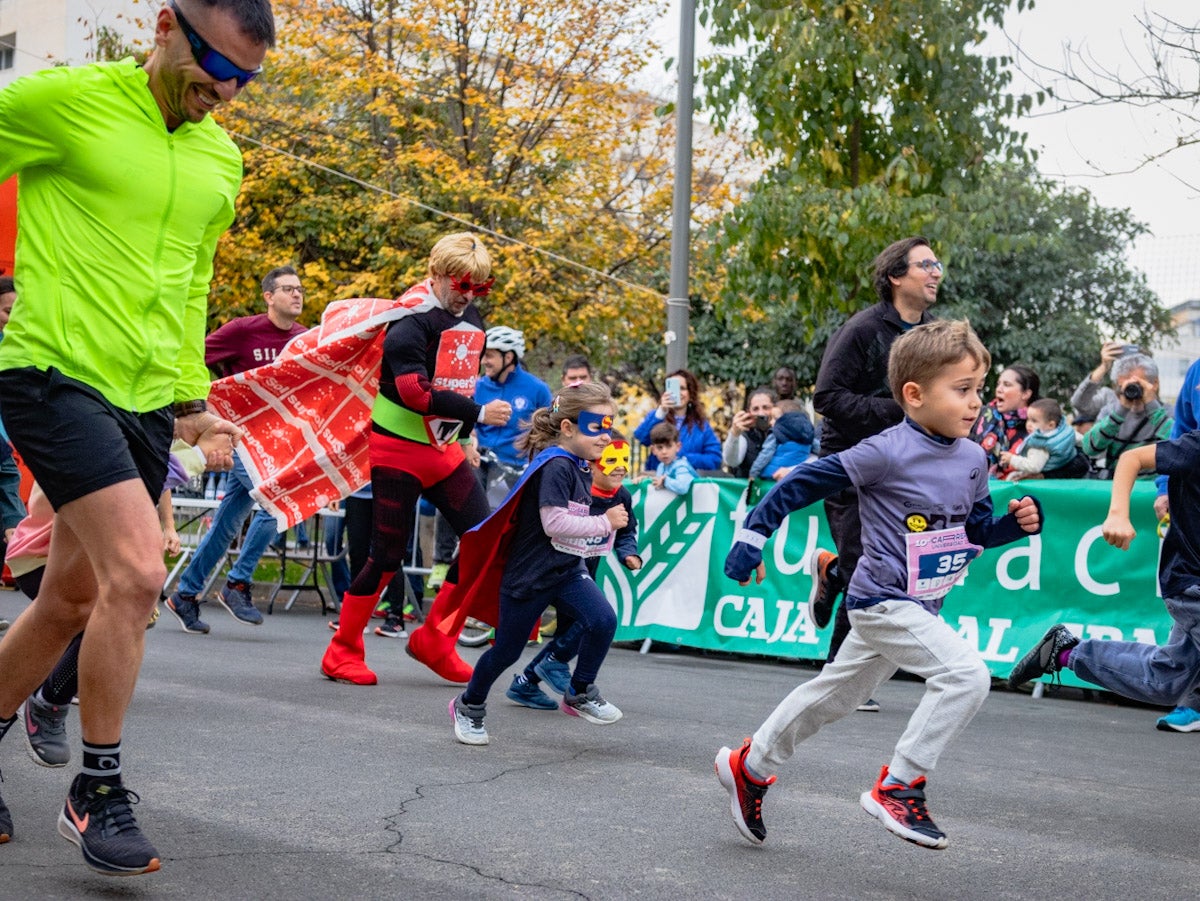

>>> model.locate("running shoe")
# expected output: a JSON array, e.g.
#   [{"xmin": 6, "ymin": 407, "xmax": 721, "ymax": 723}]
[
  {"xmin": 450, "ymin": 695, "xmax": 489, "ymax": 745},
  {"xmin": 856, "ymin": 698, "xmax": 881, "ymax": 713},
  {"xmin": 807, "ymin": 547, "xmax": 839, "ymax": 630},
  {"xmin": 146, "ymin": 605, "xmax": 160, "ymax": 630},
  {"xmin": 1156, "ymin": 706, "xmax": 1200, "ymax": 733},
  {"xmin": 22, "ymin": 695, "xmax": 70, "ymax": 767},
  {"xmin": 218, "ymin": 580, "xmax": 264, "ymax": 626},
  {"xmin": 714, "ymin": 738, "xmax": 775, "ymax": 844},
  {"xmin": 1007, "ymin": 623, "xmax": 1080, "ymax": 689},
  {"xmin": 533, "ymin": 656, "xmax": 571, "ymax": 695},
  {"xmin": 58, "ymin": 774, "xmax": 161, "ymax": 875},
  {"xmin": 505, "ymin": 675, "xmax": 558, "ymax": 710},
  {"xmin": 860, "ymin": 765, "xmax": 948, "ymax": 849},
  {"xmin": 0, "ymin": 618, "xmax": 10, "ymax": 632},
  {"xmin": 374, "ymin": 614, "xmax": 407, "ymax": 639},
  {"xmin": 165, "ymin": 592, "xmax": 209, "ymax": 635},
  {"xmin": 561, "ymin": 683, "xmax": 622, "ymax": 724}
]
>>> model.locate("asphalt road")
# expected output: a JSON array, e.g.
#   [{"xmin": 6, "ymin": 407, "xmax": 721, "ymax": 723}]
[{"xmin": 0, "ymin": 588, "xmax": 1195, "ymax": 900}]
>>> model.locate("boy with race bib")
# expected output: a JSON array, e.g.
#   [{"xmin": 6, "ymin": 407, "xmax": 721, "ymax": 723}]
[{"xmin": 717, "ymin": 320, "xmax": 1041, "ymax": 850}]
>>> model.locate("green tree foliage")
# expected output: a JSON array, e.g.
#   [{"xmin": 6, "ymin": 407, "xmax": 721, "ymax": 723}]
[
  {"xmin": 936, "ymin": 163, "xmax": 1172, "ymax": 402},
  {"xmin": 682, "ymin": 0, "xmax": 1169, "ymax": 407}
]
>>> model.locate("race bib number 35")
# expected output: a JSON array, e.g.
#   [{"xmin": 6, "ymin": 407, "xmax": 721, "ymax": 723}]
[{"xmin": 904, "ymin": 527, "xmax": 982, "ymax": 601}]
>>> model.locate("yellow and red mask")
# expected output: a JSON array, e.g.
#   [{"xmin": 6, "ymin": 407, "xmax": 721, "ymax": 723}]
[{"xmin": 597, "ymin": 440, "xmax": 630, "ymax": 475}]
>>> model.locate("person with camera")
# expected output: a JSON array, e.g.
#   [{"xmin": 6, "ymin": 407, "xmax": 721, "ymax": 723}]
[
  {"xmin": 1071, "ymin": 340, "xmax": 1138, "ymax": 422},
  {"xmin": 1081, "ymin": 353, "xmax": 1173, "ymax": 479},
  {"xmin": 723, "ymin": 387, "xmax": 776, "ymax": 478},
  {"xmin": 632, "ymin": 368, "xmax": 722, "ymax": 472}
]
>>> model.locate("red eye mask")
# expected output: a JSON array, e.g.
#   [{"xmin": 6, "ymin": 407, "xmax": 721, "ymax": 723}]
[{"xmin": 448, "ymin": 273, "xmax": 495, "ymax": 297}]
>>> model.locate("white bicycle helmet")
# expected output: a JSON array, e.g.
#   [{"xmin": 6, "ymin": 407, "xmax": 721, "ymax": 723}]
[{"xmin": 485, "ymin": 326, "xmax": 526, "ymax": 360}]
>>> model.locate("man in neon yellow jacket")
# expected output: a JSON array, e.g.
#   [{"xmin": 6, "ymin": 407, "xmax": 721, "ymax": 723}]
[{"xmin": 0, "ymin": 0, "xmax": 273, "ymax": 876}]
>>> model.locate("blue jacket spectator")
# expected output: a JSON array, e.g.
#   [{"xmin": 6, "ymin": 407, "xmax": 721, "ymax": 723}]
[
  {"xmin": 750, "ymin": 407, "xmax": 815, "ymax": 480},
  {"xmin": 474, "ymin": 326, "xmax": 552, "ymax": 466},
  {"xmin": 634, "ymin": 368, "xmax": 722, "ymax": 471}
]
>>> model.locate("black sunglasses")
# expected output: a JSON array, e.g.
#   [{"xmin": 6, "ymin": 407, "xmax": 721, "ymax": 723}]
[{"xmin": 170, "ymin": 1, "xmax": 261, "ymax": 88}]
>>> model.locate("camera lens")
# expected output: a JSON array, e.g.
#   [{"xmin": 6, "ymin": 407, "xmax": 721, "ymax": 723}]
[{"xmin": 1122, "ymin": 382, "xmax": 1144, "ymax": 401}]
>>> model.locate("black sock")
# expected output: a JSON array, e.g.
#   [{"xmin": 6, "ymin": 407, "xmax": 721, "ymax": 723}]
[
  {"xmin": 569, "ymin": 676, "xmax": 590, "ymax": 696},
  {"xmin": 81, "ymin": 739, "xmax": 122, "ymax": 784}
]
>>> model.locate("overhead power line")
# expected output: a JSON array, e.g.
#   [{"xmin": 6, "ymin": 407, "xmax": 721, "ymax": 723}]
[{"xmin": 229, "ymin": 131, "xmax": 665, "ymax": 300}]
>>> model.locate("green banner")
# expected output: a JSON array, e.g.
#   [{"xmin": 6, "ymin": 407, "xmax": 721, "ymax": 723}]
[{"xmin": 596, "ymin": 478, "xmax": 1171, "ymax": 685}]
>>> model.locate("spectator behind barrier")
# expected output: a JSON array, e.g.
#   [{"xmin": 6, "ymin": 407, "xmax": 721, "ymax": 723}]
[
  {"xmin": 999, "ymin": 398, "xmax": 1088, "ymax": 480},
  {"xmin": 723, "ymin": 386, "xmax": 776, "ymax": 478},
  {"xmin": 648, "ymin": 421, "xmax": 698, "ymax": 495},
  {"xmin": 971, "ymin": 363, "xmax": 1040, "ymax": 478},
  {"xmin": 633, "ymin": 368, "xmax": 722, "ymax": 472},
  {"xmin": 1072, "ymin": 340, "xmax": 1141, "ymax": 422},
  {"xmin": 749, "ymin": 399, "xmax": 815, "ymax": 482},
  {"xmin": 1081, "ymin": 353, "xmax": 1173, "ymax": 479}
]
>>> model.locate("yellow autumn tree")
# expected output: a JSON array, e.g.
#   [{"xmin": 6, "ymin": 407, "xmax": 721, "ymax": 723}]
[{"xmin": 212, "ymin": 0, "xmax": 738, "ymax": 376}]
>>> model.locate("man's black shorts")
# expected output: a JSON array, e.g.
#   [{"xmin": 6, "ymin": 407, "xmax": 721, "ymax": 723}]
[{"xmin": 0, "ymin": 366, "xmax": 172, "ymax": 510}]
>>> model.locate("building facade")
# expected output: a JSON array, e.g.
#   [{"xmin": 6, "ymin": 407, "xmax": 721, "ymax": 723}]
[{"xmin": 0, "ymin": 0, "xmax": 146, "ymax": 88}]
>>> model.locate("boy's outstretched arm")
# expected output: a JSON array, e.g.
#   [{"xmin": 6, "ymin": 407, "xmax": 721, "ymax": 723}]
[
  {"xmin": 1103, "ymin": 443, "xmax": 1158, "ymax": 551},
  {"xmin": 966, "ymin": 493, "xmax": 1044, "ymax": 548},
  {"xmin": 724, "ymin": 456, "xmax": 851, "ymax": 586}
]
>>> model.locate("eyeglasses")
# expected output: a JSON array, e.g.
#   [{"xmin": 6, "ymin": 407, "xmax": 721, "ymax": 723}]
[
  {"xmin": 447, "ymin": 273, "xmax": 495, "ymax": 298},
  {"xmin": 273, "ymin": 284, "xmax": 304, "ymax": 295},
  {"xmin": 908, "ymin": 259, "xmax": 944, "ymax": 275},
  {"xmin": 170, "ymin": 1, "xmax": 262, "ymax": 88}
]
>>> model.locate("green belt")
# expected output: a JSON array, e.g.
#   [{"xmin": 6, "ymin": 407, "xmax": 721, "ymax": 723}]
[{"xmin": 372, "ymin": 394, "xmax": 432, "ymax": 444}]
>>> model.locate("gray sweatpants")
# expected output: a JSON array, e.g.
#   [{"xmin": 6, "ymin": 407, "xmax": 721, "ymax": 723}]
[{"xmin": 747, "ymin": 599, "xmax": 991, "ymax": 785}]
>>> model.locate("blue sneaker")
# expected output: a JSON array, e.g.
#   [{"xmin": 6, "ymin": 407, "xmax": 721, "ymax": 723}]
[
  {"xmin": 218, "ymin": 581, "xmax": 264, "ymax": 626},
  {"xmin": 165, "ymin": 592, "xmax": 209, "ymax": 635},
  {"xmin": 533, "ymin": 656, "xmax": 571, "ymax": 695},
  {"xmin": 1156, "ymin": 706, "xmax": 1200, "ymax": 733},
  {"xmin": 505, "ymin": 675, "xmax": 557, "ymax": 710}
]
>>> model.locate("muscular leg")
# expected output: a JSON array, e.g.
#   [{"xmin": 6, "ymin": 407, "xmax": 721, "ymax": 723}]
[{"xmin": 0, "ymin": 480, "xmax": 164, "ymax": 744}]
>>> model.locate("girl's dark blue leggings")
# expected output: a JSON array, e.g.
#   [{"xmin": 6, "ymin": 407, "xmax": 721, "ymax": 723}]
[{"xmin": 462, "ymin": 572, "xmax": 616, "ymax": 705}]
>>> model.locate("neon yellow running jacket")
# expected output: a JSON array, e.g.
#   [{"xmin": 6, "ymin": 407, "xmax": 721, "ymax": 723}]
[{"xmin": 0, "ymin": 59, "xmax": 242, "ymax": 412}]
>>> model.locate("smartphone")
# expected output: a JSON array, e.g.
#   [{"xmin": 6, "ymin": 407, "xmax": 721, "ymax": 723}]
[
  {"xmin": 664, "ymin": 376, "xmax": 682, "ymax": 406},
  {"xmin": 1121, "ymin": 343, "xmax": 1140, "ymax": 356},
  {"xmin": 753, "ymin": 414, "xmax": 771, "ymax": 431}
]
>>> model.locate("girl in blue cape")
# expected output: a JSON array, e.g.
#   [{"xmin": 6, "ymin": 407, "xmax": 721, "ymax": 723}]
[{"xmin": 450, "ymin": 382, "xmax": 625, "ymax": 745}]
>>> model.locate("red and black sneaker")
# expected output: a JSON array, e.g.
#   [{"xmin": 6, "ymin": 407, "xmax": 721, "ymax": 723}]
[
  {"xmin": 807, "ymin": 548, "xmax": 840, "ymax": 630},
  {"xmin": 714, "ymin": 738, "xmax": 775, "ymax": 844},
  {"xmin": 859, "ymin": 765, "xmax": 948, "ymax": 850}
]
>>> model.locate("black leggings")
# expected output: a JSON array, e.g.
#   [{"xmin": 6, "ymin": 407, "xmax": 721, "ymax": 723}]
[{"xmin": 347, "ymin": 461, "xmax": 488, "ymax": 597}]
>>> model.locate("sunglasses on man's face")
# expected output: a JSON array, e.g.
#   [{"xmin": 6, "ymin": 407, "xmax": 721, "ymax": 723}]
[
  {"xmin": 170, "ymin": 1, "xmax": 262, "ymax": 88},
  {"xmin": 447, "ymin": 273, "xmax": 495, "ymax": 298}
]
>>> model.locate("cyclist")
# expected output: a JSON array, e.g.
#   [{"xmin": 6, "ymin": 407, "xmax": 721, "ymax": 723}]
[{"xmin": 473, "ymin": 326, "xmax": 552, "ymax": 504}]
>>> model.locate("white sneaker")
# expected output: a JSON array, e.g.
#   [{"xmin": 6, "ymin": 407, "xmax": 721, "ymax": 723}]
[
  {"xmin": 561, "ymin": 683, "xmax": 622, "ymax": 725},
  {"xmin": 450, "ymin": 695, "xmax": 489, "ymax": 745}
]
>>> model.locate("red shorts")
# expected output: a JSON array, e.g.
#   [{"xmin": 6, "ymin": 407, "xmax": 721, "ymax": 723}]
[{"xmin": 369, "ymin": 431, "xmax": 467, "ymax": 488}]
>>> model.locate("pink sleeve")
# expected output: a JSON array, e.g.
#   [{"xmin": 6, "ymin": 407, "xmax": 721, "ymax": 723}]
[{"xmin": 539, "ymin": 506, "xmax": 613, "ymax": 539}]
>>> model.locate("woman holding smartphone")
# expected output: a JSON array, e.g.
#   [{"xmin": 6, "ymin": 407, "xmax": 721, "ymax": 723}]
[
  {"xmin": 723, "ymin": 387, "xmax": 777, "ymax": 477},
  {"xmin": 633, "ymin": 368, "xmax": 723, "ymax": 472}
]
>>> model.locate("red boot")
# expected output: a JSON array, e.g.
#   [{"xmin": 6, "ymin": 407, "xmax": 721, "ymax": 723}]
[
  {"xmin": 406, "ymin": 581, "xmax": 474, "ymax": 683},
  {"xmin": 322, "ymin": 592, "xmax": 379, "ymax": 685}
]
